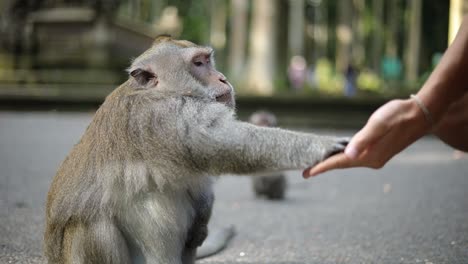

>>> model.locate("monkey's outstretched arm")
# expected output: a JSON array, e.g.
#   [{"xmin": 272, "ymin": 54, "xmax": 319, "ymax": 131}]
[
  {"xmin": 191, "ymin": 122, "xmax": 345, "ymax": 175},
  {"xmin": 174, "ymin": 101, "xmax": 347, "ymax": 176}
]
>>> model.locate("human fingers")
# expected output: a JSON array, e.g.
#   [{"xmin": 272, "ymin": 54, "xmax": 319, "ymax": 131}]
[
  {"xmin": 302, "ymin": 108, "xmax": 391, "ymax": 178},
  {"xmin": 345, "ymin": 101, "xmax": 400, "ymax": 159},
  {"xmin": 304, "ymin": 126, "xmax": 400, "ymax": 178},
  {"xmin": 357, "ymin": 106, "xmax": 429, "ymax": 169},
  {"xmin": 304, "ymin": 126, "xmax": 406, "ymax": 177},
  {"xmin": 303, "ymin": 152, "xmax": 357, "ymax": 178}
]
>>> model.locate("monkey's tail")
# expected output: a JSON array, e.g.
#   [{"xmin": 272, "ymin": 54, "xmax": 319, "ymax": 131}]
[{"xmin": 196, "ymin": 225, "xmax": 236, "ymax": 259}]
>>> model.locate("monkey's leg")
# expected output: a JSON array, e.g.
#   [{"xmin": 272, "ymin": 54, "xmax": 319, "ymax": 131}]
[
  {"xmin": 120, "ymin": 195, "xmax": 188, "ymax": 264},
  {"xmin": 62, "ymin": 219, "xmax": 130, "ymax": 264}
]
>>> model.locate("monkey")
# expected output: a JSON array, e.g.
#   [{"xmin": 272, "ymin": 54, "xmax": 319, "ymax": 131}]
[
  {"xmin": 44, "ymin": 36, "xmax": 348, "ymax": 264},
  {"xmin": 249, "ymin": 111, "xmax": 287, "ymax": 200}
]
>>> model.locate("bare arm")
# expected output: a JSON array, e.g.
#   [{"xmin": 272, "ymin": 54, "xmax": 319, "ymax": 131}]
[
  {"xmin": 416, "ymin": 16, "xmax": 468, "ymax": 122},
  {"xmin": 432, "ymin": 93, "xmax": 468, "ymax": 151},
  {"xmin": 304, "ymin": 16, "xmax": 468, "ymax": 177}
]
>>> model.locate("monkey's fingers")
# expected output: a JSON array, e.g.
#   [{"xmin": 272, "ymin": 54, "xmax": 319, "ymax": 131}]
[{"xmin": 303, "ymin": 152, "xmax": 356, "ymax": 178}]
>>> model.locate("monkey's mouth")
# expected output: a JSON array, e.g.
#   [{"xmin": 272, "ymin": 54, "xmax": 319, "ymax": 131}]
[{"xmin": 215, "ymin": 92, "xmax": 232, "ymax": 104}]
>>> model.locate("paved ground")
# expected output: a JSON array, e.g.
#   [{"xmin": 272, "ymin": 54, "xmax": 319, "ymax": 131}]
[{"xmin": 0, "ymin": 111, "xmax": 467, "ymax": 264}]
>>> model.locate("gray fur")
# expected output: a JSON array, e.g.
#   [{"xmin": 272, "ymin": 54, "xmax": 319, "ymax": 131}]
[
  {"xmin": 249, "ymin": 111, "xmax": 287, "ymax": 200},
  {"xmin": 44, "ymin": 37, "xmax": 346, "ymax": 264}
]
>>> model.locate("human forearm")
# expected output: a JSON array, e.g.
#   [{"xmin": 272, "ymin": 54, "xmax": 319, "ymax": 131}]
[
  {"xmin": 417, "ymin": 16, "xmax": 468, "ymax": 123},
  {"xmin": 433, "ymin": 93, "xmax": 468, "ymax": 151}
]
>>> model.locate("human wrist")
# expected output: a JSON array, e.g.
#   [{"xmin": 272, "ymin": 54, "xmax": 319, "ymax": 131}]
[
  {"xmin": 405, "ymin": 97, "xmax": 433, "ymax": 133},
  {"xmin": 416, "ymin": 85, "xmax": 453, "ymax": 126},
  {"xmin": 410, "ymin": 94, "xmax": 435, "ymax": 129},
  {"xmin": 417, "ymin": 71, "xmax": 468, "ymax": 126}
]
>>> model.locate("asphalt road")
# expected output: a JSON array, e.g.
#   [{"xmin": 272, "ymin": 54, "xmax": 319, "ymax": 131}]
[{"xmin": 0, "ymin": 111, "xmax": 467, "ymax": 264}]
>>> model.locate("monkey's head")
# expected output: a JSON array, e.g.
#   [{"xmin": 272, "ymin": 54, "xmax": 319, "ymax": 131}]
[{"xmin": 127, "ymin": 36, "xmax": 235, "ymax": 108}]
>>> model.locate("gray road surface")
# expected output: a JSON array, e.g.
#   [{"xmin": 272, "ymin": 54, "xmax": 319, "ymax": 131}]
[{"xmin": 0, "ymin": 111, "xmax": 467, "ymax": 264}]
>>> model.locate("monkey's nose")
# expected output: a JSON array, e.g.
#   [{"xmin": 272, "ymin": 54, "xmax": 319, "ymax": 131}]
[{"xmin": 218, "ymin": 73, "xmax": 228, "ymax": 84}]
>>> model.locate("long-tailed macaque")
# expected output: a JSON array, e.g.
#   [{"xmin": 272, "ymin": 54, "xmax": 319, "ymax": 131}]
[{"xmin": 44, "ymin": 36, "xmax": 347, "ymax": 264}]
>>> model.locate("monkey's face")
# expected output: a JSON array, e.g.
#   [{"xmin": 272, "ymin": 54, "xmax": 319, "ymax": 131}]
[
  {"xmin": 128, "ymin": 36, "xmax": 235, "ymax": 109},
  {"xmin": 185, "ymin": 47, "xmax": 235, "ymax": 108}
]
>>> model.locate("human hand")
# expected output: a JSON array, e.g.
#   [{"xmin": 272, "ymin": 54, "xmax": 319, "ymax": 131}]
[{"xmin": 303, "ymin": 98, "xmax": 431, "ymax": 178}]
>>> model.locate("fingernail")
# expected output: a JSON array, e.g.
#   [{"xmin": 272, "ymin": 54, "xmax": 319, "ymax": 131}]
[
  {"xmin": 303, "ymin": 171, "xmax": 313, "ymax": 178},
  {"xmin": 345, "ymin": 146, "xmax": 358, "ymax": 159}
]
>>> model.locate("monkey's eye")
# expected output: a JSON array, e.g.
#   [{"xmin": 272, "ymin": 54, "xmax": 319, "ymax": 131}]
[{"xmin": 194, "ymin": 61, "xmax": 203, "ymax": 67}]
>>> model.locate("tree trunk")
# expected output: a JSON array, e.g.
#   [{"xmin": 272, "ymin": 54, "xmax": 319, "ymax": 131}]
[
  {"xmin": 385, "ymin": 0, "xmax": 400, "ymax": 56},
  {"xmin": 352, "ymin": 0, "xmax": 365, "ymax": 66},
  {"xmin": 210, "ymin": 0, "xmax": 227, "ymax": 70},
  {"xmin": 371, "ymin": 0, "xmax": 383, "ymax": 73},
  {"xmin": 228, "ymin": 0, "xmax": 248, "ymax": 81},
  {"xmin": 449, "ymin": 0, "xmax": 468, "ymax": 44},
  {"xmin": 335, "ymin": 0, "xmax": 353, "ymax": 72},
  {"xmin": 405, "ymin": 0, "xmax": 422, "ymax": 82},
  {"xmin": 246, "ymin": 0, "xmax": 278, "ymax": 95},
  {"xmin": 313, "ymin": 1, "xmax": 328, "ymax": 61},
  {"xmin": 288, "ymin": 0, "xmax": 305, "ymax": 57}
]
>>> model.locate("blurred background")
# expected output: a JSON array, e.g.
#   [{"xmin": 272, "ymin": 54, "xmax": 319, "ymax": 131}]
[
  {"xmin": 0, "ymin": 0, "xmax": 465, "ymax": 101},
  {"xmin": 1, "ymin": 2, "xmax": 468, "ymax": 263}
]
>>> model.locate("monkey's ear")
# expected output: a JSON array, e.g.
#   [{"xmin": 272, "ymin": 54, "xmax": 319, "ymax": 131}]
[{"xmin": 130, "ymin": 68, "xmax": 158, "ymax": 87}]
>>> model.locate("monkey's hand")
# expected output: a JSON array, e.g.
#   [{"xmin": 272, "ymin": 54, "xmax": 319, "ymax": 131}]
[
  {"xmin": 322, "ymin": 137, "xmax": 349, "ymax": 160},
  {"xmin": 301, "ymin": 137, "xmax": 348, "ymax": 177}
]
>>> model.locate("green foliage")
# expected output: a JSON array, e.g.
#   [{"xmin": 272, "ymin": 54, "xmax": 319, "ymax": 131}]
[
  {"xmin": 273, "ymin": 76, "xmax": 289, "ymax": 94},
  {"xmin": 315, "ymin": 58, "xmax": 344, "ymax": 95},
  {"xmin": 357, "ymin": 69, "xmax": 382, "ymax": 93},
  {"xmin": 0, "ymin": 0, "xmax": 451, "ymax": 100},
  {"xmin": 177, "ymin": 1, "xmax": 210, "ymax": 43},
  {"xmin": 0, "ymin": 53, "xmax": 14, "ymax": 69}
]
